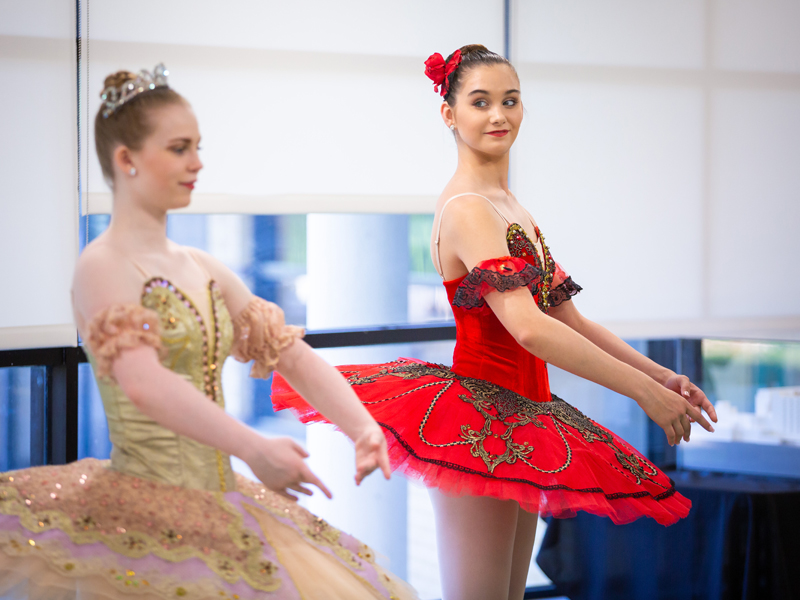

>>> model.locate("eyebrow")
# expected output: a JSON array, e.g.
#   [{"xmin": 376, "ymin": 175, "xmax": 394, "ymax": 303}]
[
  {"xmin": 168, "ymin": 137, "xmax": 199, "ymax": 144},
  {"xmin": 468, "ymin": 89, "xmax": 521, "ymax": 96}
]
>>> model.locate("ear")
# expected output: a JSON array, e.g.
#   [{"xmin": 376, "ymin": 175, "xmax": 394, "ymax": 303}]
[
  {"xmin": 112, "ymin": 145, "xmax": 135, "ymax": 176},
  {"xmin": 440, "ymin": 101, "xmax": 455, "ymax": 129}
]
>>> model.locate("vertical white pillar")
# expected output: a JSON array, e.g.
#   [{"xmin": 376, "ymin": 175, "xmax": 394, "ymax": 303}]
[{"xmin": 303, "ymin": 214, "xmax": 409, "ymax": 579}]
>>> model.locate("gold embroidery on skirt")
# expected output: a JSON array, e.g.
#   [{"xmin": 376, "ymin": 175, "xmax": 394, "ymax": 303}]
[{"xmin": 348, "ymin": 360, "xmax": 661, "ymax": 485}]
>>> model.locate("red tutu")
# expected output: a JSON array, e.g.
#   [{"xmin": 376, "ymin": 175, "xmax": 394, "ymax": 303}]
[
  {"xmin": 272, "ymin": 358, "xmax": 689, "ymax": 526},
  {"xmin": 274, "ymin": 222, "xmax": 692, "ymax": 527}
]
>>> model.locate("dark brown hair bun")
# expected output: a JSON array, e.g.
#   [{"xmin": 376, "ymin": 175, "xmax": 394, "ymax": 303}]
[{"xmin": 443, "ymin": 44, "xmax": 517, "ymax": 106}]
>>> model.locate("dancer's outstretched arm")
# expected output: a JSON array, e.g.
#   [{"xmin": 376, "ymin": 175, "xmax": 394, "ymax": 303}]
[
  {"xmin": 441, "ymin": 199, "xmax": 715, "ymax": 446},
  {"xmin": 194, "ymin": 249, "xmax": 392, "ymax": 485},
  {"xmin": 113, "ymin": 346, "xmax": 331, "ymax": 500},
  {"xmin": 549, "ymin": 300, "xmax": 717, "ymax": 423}
]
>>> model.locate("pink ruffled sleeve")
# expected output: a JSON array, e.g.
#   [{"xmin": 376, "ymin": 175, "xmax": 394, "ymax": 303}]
[
  {"xmin": 231, "ymin": 296, "xmax": 305, "ymax": 379},
  {"xmin": 85, "ymin": 304, "xmax": 165, "ymax": 381},
  {"xmin": 452, "ymin": 256, "xmax": 543, "ymax": 310}
]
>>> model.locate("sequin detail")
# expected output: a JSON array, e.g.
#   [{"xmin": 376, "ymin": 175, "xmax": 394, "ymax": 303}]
[
  {"xmin": 505, "ymin": 223, "xmax": 556, "ymax": 312},
  {"xmin": 0, "ymin": 461, "xmax": 391, "ymax": 598},
  {"xmin": 142, "ymin": 278, "xmax": 229, "ymax": 492}
]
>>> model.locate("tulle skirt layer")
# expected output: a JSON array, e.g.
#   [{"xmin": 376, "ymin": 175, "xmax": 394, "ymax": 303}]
[
  {"xmin": 0, "ymin": 458, "xmax": 415, "ymax": 599},
  {"xmin": 273, "ymin": 358, "xmax": 690, "ymax": 526}
]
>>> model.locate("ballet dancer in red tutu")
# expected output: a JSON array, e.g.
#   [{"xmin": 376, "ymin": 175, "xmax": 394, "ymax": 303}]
[{"xmin": 273, "ymin": 45, "xmax": 717, "ymax": 600}]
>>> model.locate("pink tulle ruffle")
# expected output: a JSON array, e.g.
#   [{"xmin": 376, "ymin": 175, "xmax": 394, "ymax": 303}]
[
  {"xmin": 231, "ymin": 297, "xmax": 304, "ymax": 378},
  {"xmin": 85, "ymin": 304, "xmax": 165, "ymax": 380}
]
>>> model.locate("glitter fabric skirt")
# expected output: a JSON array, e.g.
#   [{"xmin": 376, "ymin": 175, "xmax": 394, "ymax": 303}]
[
  {"xmin": 273, "ymin": 358, "xmax": 691, "ymax": 527},
  {"xmin": 0, "ymin": 458, "xmax": 415, "ymax": 600}
]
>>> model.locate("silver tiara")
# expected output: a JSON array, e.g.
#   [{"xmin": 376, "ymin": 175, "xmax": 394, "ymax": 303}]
[{"xmin": 101, "ymin": 63, "xmax": 170, "ymax": 118}]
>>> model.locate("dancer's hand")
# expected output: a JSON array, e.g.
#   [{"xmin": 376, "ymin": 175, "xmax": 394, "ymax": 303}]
[
  {"xmin": 638, "ymin": 381, "xmax": 715, "ymax": 446},
  {"xmin": 663, "ymin": 374, "xmax": 718, "ymax": 424},
  {"xmin": 243, "ymin": 437, "xmax": 332, "ymax": 501},
  {"xmin": 354, "ymin": 424, "xmax": 391, "ymax": 486}
]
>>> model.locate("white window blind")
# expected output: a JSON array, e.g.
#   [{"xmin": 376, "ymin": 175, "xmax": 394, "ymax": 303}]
[
  {"xmin": 512, "ymin": 0, "xmax": 800, "ymax": 341},
  {"xmin": 82, "ymin": 0, "xmax": 504, "ymax": 216},
  {"xmin": 0, "ymin": 0, "xmax": 79, "ymax": 350}
]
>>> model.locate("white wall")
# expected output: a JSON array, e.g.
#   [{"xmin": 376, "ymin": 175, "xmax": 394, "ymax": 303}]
[
  {"xmin": 81, "ymin": 0, "xmax": 503, "ymax": 214},
  {"xmin": 512, "ymin": 0, "xmax": 800, "ymax": 340},
  {"xmin": 0, "ymin": 0, "xmax": 79, "ymax": 349}
]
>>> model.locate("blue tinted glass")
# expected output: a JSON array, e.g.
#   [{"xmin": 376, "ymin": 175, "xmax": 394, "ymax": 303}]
[
  {"xmin": 78, "ymin": 362, "xmax": 111, "ymax": 460},
  {"xmin": 0, "ymin": 367, "xmax": 35, "ymax": 471}
]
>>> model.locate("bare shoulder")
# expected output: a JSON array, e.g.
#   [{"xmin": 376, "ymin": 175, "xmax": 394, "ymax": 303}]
[
  {"xmin": 438, "ymin": 193, "xmax": 508, "ymax": 239},
  {"xmin": 72, "ymin": 240, "xmax": 145, "ymax": 322},
  {"xmin": 436, "ymin": 192, "xmax": 512, "ymax": 273}
]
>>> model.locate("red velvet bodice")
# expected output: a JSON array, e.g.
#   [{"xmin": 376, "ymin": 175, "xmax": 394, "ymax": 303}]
[{"xmin": 443, "ymin": 223, "xmax": 562, "ymax": 403}]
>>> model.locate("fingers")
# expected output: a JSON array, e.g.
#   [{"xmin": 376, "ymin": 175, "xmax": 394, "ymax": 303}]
[
  {"xmin": 377, "ymin": 447, "xmax": 392, "ymax": 480},
  {"xmin": 288, "ymin": 483, "xmax": 314, "ymax": 497},
  {"xmin": 276, "ymin": 489, "xmax": 299, "ymax": 502},
  {"xmin": 702, "ymin": 397, "xmax": 718, "ymax": 423},
  {"xmin": 355, "ymin": 457, "xmax": 377, "ymax": 486},
  {"xmin": 302, "ymin": 466, "xmax": 332, "ymax": 499},
  {"xmin": 676, "ymin": 379, "xmax": 718, "ymax": 424},
  {"xmin": 686, "ymin": 404, "xmax": 714, "ymax": 433},
  {"xmin": 663, "ymin": 425, "xmax": 676, "ymax": 446},
  {"xmin": 671, "ymin": 421, "xmax": 684, "ymax": 446},
  {"xmin": 680, "ymin": 413, "xmax": 691, "ymax": 442},
  {"xmin": 292, "ymin": 440, "xmax": 309, "ymax": 458}
]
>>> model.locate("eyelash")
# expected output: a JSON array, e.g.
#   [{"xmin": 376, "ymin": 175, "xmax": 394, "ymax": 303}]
[
  {"xmin": 172, "ymin": 146, "xmax": 201, "ymax": 154},
  {"xmin": 473, "ymin": 99, "xmax": 518, "ymax": 108}
]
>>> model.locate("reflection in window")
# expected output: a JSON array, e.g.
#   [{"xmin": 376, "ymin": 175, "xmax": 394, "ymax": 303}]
[
  {"xmin": 0, "ymin": 367, "xmax": 35, "ymax": 471},
  {"xmin": 699, "ymin": 339, "xmax": 800, "ymax": 445},
  {"xmin": 78, "ymin": 362, "xmax": 111, "ymax": 460}
]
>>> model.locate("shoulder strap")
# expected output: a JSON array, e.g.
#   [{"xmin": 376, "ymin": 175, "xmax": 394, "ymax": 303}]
[{"xmin": 433, "ymin": 193, "xmax": 511, "ymax": 278}]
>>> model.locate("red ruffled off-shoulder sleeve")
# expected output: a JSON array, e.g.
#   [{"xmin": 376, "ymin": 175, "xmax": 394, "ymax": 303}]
[
  {"xmin": 231, "ymin": 296, "xmax": 305, "ymax": 379},
  {"xmin": 85, "ymin": 304, "xmax": 165, "ymax": 381},
  {"xmin": 549, "ymin": 261, "xmax": 583, "ymax": 307},
  {"xmin": 452, "ymin": 256, "xmax": 543, "ymax": 310}
]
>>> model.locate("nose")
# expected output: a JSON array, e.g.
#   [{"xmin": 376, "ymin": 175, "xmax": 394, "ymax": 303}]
[
  {"xmin": 489, "ymin": 105, "xmax": 506, "ymax": 125},
  {"xmin": 190, "ymin": 150, "xmax": 203, "ymax": 173}
]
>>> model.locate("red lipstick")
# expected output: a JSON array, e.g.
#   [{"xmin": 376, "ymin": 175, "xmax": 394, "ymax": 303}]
[
  {"xmin": 180, "ymin": 182, "xmax": 195, "ymax": 190},
  {"xmin": 486, "ymin": 130, "xmax": 509, "ymax": 137}
]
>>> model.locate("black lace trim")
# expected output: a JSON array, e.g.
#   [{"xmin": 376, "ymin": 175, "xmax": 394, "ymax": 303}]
[
  {"xmin": 549, "ymin": 276, "xmax": 583, "ymax": 307},
  {"xmin": 453, "ymin": 262, "xmax": 542, "ymax": 309}
]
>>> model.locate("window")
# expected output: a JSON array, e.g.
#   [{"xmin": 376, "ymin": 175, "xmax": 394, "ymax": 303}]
[
  {"xmin": 679, "ymin": 339, "xmax": 800, "ymax": 479},
  {"xmin": 0, "ymin": 367, "xmax": 37, "ymax": 471}
]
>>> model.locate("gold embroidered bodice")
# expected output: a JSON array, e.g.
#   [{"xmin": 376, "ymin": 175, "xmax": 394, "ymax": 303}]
[{"xmin": 87, "ymin": 278, "xmax": 236, "ymax": 492}]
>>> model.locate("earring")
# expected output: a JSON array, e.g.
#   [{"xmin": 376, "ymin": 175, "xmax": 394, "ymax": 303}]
[
  {"xmin": 129, "ymin": 167, "xmax": 137, "ymax": 176},
  {"xmin": 449, "ymin": 124, "xmax": 455, "ymax": 131}
]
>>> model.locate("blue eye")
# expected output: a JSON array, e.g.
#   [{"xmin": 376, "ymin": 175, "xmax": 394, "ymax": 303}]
[
  {"xmin": 474, "ymin": 99, "xmax": 488, "ymax": 108},
  {"xmin": 504, "ymin": 99, "xmax": 518, "ymax": 107}
]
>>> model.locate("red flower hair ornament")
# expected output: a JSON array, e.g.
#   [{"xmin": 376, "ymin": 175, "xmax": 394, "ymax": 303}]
[{"xmin": 424, "ymin": 49, "xmax": 462, "ymax": 97}]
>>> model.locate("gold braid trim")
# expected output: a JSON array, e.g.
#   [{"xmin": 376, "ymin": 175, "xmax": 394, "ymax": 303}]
[{"xmin": 386, "ymin": 362, "xmax": 661, "ymax": 485}]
